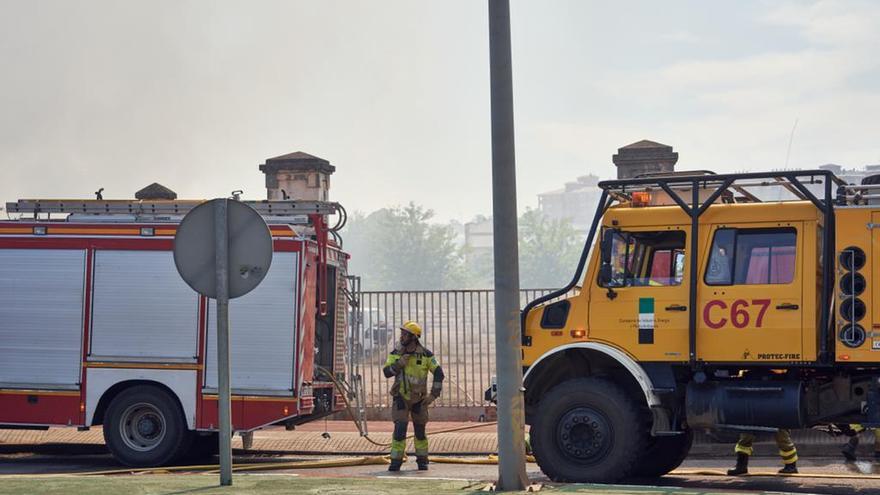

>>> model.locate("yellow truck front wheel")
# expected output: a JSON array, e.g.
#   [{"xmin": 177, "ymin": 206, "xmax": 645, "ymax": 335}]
[{"xmin": 530, "ymin": 377, "xmax": 647, "ymax": 483}]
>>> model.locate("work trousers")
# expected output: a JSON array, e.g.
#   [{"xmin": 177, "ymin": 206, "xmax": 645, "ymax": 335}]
[
  {"xmin": 847, "ymin": 424, "xmax": 880, "ymax": 452},
  {"xmin": 734, "ymin": 429, "xmax": 798, "ymax": 465},
  {"xmin": 389, "ymin": 396, "xmax": 429, "ymax": 461}
]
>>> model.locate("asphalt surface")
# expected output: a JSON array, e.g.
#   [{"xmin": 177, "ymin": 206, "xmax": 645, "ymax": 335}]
[
  {"xmin": 3, "ymin": 424, "xmax": 880, "ymax": 493},
  {"xmin": 3, "ymin": 423, "xmax": 872, "ymax": 457}
]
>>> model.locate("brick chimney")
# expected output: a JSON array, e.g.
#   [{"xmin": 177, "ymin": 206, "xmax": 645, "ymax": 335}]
[
  {"xmin": 259, "ymin": 151, "xmax": 335, "ymax": 201},
  {"xmin": 612, "ymin": 140, "xmax": 678, "ymax": 179}
]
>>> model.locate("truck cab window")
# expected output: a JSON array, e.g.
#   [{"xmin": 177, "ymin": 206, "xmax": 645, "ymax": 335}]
[
  {"xmin": 601, "ymin": 230, "xmax": 686, "ymax": 287},
  {"xmin": 649, "ymin": 249, "xmax": 685, "ymax": 286},
  {"xmin": 705, "ymin": 228, "xmax": 797, "ymax": 285}
]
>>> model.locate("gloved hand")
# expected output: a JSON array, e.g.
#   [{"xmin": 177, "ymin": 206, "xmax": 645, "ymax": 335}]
[
  {"xmin": 422, "ymin": 395, "xmax": 435, "ymax": 406},
  {"xmin": 431, "ymin": 383, "xmax": 442, "ymax": 399},
  {"xmin": 391, "ymin": 354, "xmax": 410, "ymax": 373}
]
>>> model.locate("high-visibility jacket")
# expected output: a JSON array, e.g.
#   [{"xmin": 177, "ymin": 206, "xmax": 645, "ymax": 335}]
[{"xmin": 382, "ymin": 344, "xmax": 444, "ymax": 403}]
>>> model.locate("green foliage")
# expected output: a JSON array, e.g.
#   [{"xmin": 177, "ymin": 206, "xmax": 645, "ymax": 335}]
[
  {"xmin": 0, "ymin": 475, "xmax": 477, "ymax": 495},
  {"xmin": 461, "ymin": 245, "xmax": 495, "ymax": 288},
  {"xmin": 461, "ymin": 209, "xmax": 583, "ymax": 289},
  {"xmin": 517, "ymin": 208, "xmax": 583, "ymax": 289},
  {"xmin": 342, "ymin": 203, "xmax": 583, "ymax": 291},
  {"xmin": 343, "ymin": 202, "xmax": 466, "ymax": 290}
]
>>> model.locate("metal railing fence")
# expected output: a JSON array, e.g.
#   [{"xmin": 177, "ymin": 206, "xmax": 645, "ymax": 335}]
[{"xmin": 348, "ymin": 288, "xmax": 558, "ymax": 408}]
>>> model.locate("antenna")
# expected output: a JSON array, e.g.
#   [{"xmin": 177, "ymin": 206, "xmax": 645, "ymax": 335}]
[{"xmin": 784, "ymin": 118, "xmax": 799, "ymax": 169}]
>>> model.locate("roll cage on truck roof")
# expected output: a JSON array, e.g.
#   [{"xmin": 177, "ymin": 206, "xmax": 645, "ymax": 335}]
[
  {"xmin": 514, "ymin": 167, "xmax": 880, "ymax": 484},
  {"xmin": 523, "ymin": 169, "xmax": 846, "ymax": 366}
]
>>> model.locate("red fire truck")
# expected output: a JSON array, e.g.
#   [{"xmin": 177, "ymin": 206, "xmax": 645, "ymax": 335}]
[{"xmin": 0, "ymin": 197, "xmax": 350, "ymax": 466}]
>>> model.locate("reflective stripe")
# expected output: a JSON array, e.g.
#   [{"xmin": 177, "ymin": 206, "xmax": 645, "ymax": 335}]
[
  {"xmin": 390, "ymin": 439, "xmax": 406, "ymax": 460},
  {"xmin": 414, "ymin": 437, "xmax": 428, "ymax": 456},
  {"xmin": 780, "ymin": 448, "xmax": 798, "ymax": 464},
  {"xmin": 734, "ymin": 444, "xmax": 753, "ymax": 456}
]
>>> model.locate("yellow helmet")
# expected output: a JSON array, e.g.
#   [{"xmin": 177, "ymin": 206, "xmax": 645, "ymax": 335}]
[{"xmin": 400, "ymin": 321, "xmax": 423, "ymax": 338}]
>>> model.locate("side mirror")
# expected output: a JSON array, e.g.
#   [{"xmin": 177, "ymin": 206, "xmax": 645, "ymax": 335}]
[
  {"xmin": 600, "ymin": 230, "xmax": 613, "ymax": 264},
  {"xmin": 598, "ymin": 263, "xmax": 612, "ymax": 285},
  {"xmin": 598, "ymin": 229, "xmax": 616, "ymax": 286}
]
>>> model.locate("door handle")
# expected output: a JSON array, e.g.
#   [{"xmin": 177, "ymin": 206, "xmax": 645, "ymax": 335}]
[
  {"xmin": 665, "ymin": 304, "xmax": 687, "ymax": 311},
  {"xmin": 776, "ymin": 303, "xmax": 799, "ymax": 310}
]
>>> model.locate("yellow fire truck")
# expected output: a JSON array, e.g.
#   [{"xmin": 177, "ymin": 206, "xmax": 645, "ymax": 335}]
[{"xmin": 521, "ymin": 169, "xmax": 880, "ymax": 482}]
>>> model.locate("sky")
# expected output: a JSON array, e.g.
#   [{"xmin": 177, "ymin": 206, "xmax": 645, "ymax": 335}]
[{"xmin": 1, "ymin": 0, "xmax": 878, "ymax": 222}]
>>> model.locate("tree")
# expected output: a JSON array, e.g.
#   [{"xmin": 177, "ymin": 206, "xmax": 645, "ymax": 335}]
[
  {"xmin": 342, "ymin": 203, "xmax": 466, "ymax": 290},
  {"xmin": 460, "ymin": 210, "xmax": 584, "ymax": 290},
  {"xmin": 343, "ymin": 205, "xmax": 583, "ymax": 291},
  {"xmin": 517, "ymin": 208, "xmax": 583, "ymax": 289}
]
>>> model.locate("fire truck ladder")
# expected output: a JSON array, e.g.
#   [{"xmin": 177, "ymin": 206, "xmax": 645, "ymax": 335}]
[
  {"xmin": 6, "ymin": 198, "xmax": 341, "ymax": 221},
  {"xmin": 342, "ymin": 275, "xmax": 369, "ymax": 437}
]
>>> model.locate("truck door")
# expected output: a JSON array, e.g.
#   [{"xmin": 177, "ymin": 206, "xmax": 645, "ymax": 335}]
[
  {"xmin": 589, "ymin": 227, "xmax": 689, "ymax": 361},
  {"xmin": 697, "ymin": 223, "xmax": 804, "ymax": 362}
]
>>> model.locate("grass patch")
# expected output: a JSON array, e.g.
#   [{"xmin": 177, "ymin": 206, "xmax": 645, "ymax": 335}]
[
  {"xmin": 0, "ymin": 475, "xmax": 477, "ymax": 495},
  {"xmin": 0, "ymin": 474, "xmax": 775, "ymax": 495}
]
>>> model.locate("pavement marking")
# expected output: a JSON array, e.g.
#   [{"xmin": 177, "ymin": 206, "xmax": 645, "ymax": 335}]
[{"xmin": 239, "ymin": 473, "xmax": 300, "ymax": 477}]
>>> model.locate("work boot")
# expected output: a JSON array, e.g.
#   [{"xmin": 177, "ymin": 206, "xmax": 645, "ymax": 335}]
[
  {"xmin": 842, "ymin": 437, "xmax": 858, "ymax": 461},
  {"xmin": 388, "ymin": 459, "xmax": 403, "ymax": 472},
  {"xmin": 778, "ymin": 462, "xmax": 798, "ymax": 474},
  {"xmin": 417, "ymin": 456, "xmax": 429, "ymax": 471},
  {"xmin": 727, "ymin": 453, "xmax": 749, "ymax": 476}
]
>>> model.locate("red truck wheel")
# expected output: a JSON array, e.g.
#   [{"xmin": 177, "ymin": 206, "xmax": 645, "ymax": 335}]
[{"xmin": 103, "ymin": 385, "xmax": 191, "ymax": 467}]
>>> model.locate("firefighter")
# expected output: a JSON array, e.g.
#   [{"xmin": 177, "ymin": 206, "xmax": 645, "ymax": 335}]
[
  {"xmin": 727, "ymin": 430, "xmax": 798, "ymax": 475},
  {"xmin": 841, "ymin": 424, "xmax": 880, "ymax": 461},
  {"xmin": 382, "ymin": 320, "xmax": 445, "ymax": 472}
]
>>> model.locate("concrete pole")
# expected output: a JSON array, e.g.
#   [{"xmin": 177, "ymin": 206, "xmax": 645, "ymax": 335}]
[
  {"xmin": 214, "ymin": 199, "xmax": 233, "ymax": 486},
  {"xmin": 488, "ymin": 0, "xmax": 529, "ymax": 490}
]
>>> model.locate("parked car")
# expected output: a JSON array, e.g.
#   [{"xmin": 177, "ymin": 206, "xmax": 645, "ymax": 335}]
[{"xmin": 353, "ymin": 308, "xmax": 393, "ymax": 356}]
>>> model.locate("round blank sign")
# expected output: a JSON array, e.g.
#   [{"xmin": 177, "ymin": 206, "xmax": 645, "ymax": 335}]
[{"xmin": 174, "ymin": 199, "xmax": 273, "ymax": 299}]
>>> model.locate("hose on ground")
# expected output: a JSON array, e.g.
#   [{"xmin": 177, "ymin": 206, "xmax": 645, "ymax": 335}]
[
  {"xmin": 315, "ymin": 365, "xmax": 497, "ymax": 448},
  {"xmin": 670, "ymin": 469, "xmax": 880, "ymax": 480},
  {"xmin": 0, "ymin": 456, "xmax": 391, "ymax": 478},
  {"xmin": 0, "ymin": 454, "xmax": 519, "ymax": 478}
]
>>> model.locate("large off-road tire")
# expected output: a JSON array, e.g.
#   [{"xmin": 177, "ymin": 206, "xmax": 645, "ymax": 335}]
[
  {"xmin": 103, "ymin": 385, "xmax": 192, "ymax": 467},
  {"xmin": 531, "ymin": 377, "xmax": 648, "ymax": 483},
  {"xmin": 632, "ymin": 429, "xmax": 693, "ymax": 478}
]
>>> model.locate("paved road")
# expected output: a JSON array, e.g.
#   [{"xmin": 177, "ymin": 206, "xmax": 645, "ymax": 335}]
[{"xmin": 2, "ymin": 452, "xmax": 878, "ymax": 494}]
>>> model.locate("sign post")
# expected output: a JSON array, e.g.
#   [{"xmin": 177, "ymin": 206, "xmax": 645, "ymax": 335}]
[
  {"xmin": 174, "ymin": 198, "xmax": 273, "ymax": 487},
  {"xmin": 213, "ymin": 199, "xmax": 233, "ymax": 486}
]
